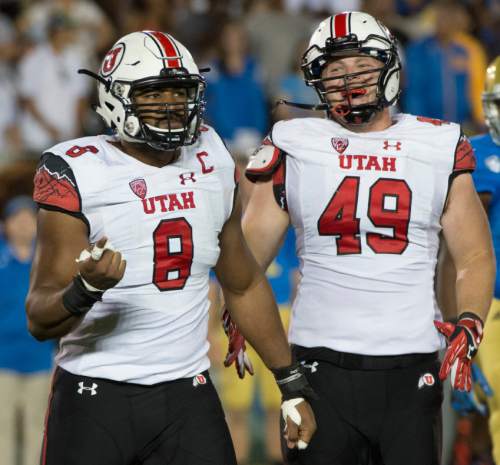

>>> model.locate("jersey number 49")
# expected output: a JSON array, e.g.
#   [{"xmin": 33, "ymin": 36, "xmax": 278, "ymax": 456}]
[{"xmin": 318, "ymin": 177, "xmax": 412, "ymax": 255}]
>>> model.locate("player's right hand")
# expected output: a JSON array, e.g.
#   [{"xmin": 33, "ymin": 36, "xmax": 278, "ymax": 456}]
[
  {"xmin": 77, "ymin": 237, "xmax": 126, "ymax": 291},
  {"xmin": 221, "ymin": 308, "xmax": 254, "ymax": 379}
]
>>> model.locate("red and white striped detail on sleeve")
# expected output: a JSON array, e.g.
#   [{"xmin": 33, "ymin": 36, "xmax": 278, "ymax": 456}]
[
  {"xmin": 145, "ymin": 31, "xmax": 181, "ymax": 68},
  {"xmin": 331, "ymin": 12, "xmax": 349, "ymax": 38}
]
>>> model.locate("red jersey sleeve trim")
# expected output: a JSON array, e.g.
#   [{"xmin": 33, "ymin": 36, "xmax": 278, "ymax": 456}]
[
  {"xmin": 453, "ymin": 133, "xmax": 476, "ymax": 173},
  {"xmin": 33, "ymin": 153, "xmax": 81, "ymax": 213}
]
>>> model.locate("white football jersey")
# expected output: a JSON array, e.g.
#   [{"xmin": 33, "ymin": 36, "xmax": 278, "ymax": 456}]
[
  {"xmin": 34, "ymin": 126, "xmax": 235, "ymax": 384},
  {"xmin": 247, "ymin": 114, "xmax": 476, "ymax": 356}
]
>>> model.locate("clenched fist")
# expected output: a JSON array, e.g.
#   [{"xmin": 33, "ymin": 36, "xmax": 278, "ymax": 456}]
[
  {"xmin": 77, "ymin": 237, "xmax": 126, "ymax": 291},
  {"xmin": 282, "ymin": 398, "xmax": 317, "ymax": 450}
]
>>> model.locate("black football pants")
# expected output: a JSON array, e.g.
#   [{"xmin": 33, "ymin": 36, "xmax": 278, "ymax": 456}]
[
  {"xmin": 283, "ymin": 346, "xmax": 443, "ymax": 465},
  {"xmin": 41, "ymin": 367, "xmax": 237, "ymax": 465}
]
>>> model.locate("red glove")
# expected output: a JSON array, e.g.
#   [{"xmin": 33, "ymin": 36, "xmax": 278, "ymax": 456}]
[
  {"xmin": 221, "ymin": 308, "xmax": 254, "ymax": 379},
  {"xmin": 434, "ymin": 312, "xmax": 484, "ymax": 392}
]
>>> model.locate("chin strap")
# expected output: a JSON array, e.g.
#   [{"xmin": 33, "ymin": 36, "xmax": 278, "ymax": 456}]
[
  {"xmin": 275, "ymin": 98, "xmax": 378, "ymax": 125},
  {"xmin": 275, "ymin": 99, "xmax": 329, "ymax": 112}
]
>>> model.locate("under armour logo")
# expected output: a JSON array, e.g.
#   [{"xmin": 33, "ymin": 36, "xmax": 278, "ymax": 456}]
[
  {"xmin": 301, "ymin": 361, "xmax": 318, "ymax": 373},
  {"xmin": 179, "ymin": 172, "xmax": 196, "ymax": 185},
  {"xmin": 77, "ymin": 382, "xmax": 98, "ymax": 396},
  {"xmin": 383, "ymin": 140, "xmax": 402, "ymax": 151}
]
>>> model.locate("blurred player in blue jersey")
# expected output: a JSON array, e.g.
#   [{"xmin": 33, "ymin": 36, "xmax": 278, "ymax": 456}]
[
  {"xmin": 463, "ymin": 55, "xmax": 500, "ymax": 465},
  {"xmin": 220, "ymin": 227, "xmax": 299, "ymax": 465}
]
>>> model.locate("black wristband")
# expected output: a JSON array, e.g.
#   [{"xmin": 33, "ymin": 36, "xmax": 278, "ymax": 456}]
[
  {"xmin": 62, "ymin": 275, "xmax": 103, "ymax": 317},
  {"xmin": 271, "ymin": 362, "xmax": 318, "ymax": 401}
]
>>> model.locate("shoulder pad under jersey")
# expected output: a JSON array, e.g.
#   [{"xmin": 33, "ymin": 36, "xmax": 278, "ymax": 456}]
[{"xmin": 245, "ymin": 143, "xmax": 284, "ymax": 183}]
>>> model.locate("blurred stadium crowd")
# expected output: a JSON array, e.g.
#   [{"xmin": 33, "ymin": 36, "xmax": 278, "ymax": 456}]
[{"xmin": 0, "ymin": 0, "xmax": 499, "ymax": 464}]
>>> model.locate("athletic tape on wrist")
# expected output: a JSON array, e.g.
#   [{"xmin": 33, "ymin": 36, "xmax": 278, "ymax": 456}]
[{"xmin": 62, "ymin": 275, "xmax": 103, "ymax": 317}]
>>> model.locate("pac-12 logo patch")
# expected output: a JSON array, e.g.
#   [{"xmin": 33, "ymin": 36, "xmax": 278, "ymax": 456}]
[
  {"xmin": 418, "ymin": 373, "xmax": 435, "ymax": 389},
  {"xmin": 193, "ymin": 374, "xmax": 207, "ymax": 387},
  {"xmin": 129, "ymin": 178, "xmax": 147, "ymax": 199},
  {"xmin": 331, "ymin": 137, "xmax": 349, "ymax": 154}
]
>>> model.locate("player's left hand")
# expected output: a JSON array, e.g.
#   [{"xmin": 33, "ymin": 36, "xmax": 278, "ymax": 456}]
[
  {"xmin": 282, "ymin": 398, "xmax": 317, "ymax": 450},
  {"xmin": 221, "ymin": 308, "xmax": 254, "ymax": 379},
  {"xmin": 434, "ymin": 312, "xmax": 484, "ymax": 391},
  {"xmin": 451, "ymin": 363, "xmax": 493, "ymax": 416},
  {"xmin": 272, "ymin": 362, "xmax": 318, "ymax": 449}
]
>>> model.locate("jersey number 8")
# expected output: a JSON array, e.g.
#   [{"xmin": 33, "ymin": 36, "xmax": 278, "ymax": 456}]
[{"xmin": 153, "ymin": 218, "xmax": 193, "ymax": 291}]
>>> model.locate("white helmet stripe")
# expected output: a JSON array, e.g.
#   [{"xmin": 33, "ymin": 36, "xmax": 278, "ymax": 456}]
[{"xmin": 144, "ymin": 31, "xmax": 181, "ymax": 68}]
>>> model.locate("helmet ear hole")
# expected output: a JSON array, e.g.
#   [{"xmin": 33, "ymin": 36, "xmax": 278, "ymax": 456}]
[
  {"xmin": 124, "ymin": 116, "xmax": 141, "ymax": 137},
  {"xmin": 384, "ymin": 71, "xmax": 400, "ymax": 104}
]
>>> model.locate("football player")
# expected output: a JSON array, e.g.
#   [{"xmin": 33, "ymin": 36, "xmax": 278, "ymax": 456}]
[
  {"xmin": 25, "ymin": 31, "xmax": 316, "ymax": 465},
  {"xmin": 464, "ymin": 55, "xmax": 500, "ymax": 465},
  {"xmin": 239, "ymin": 11, "xmax": 495, "ymax": 465}
]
